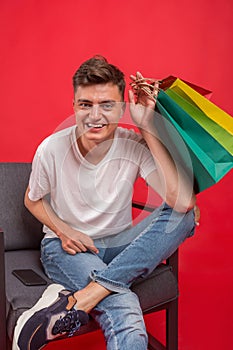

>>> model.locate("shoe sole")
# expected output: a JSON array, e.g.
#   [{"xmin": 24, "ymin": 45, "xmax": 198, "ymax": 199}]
[{"xmin": 12, "ymin": 284, "xmax": 64, "ymax": 350}]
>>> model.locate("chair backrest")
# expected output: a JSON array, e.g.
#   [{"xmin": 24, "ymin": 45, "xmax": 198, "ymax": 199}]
[{"xmin": 0, "ymin": 162, "xmax": 43, "ymax": 251}]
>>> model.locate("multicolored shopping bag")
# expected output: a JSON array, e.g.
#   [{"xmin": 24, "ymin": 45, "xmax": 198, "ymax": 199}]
[
  {"xmin": 163, "ymin": 88, "xmax": 233, "ymax": 156},
  {"xmin": 168, "ymin": 78, "xmax": 233, "ymax": 135},
  {"xmin": 156, "ymin": 89, "xmax": 233, "ymax": 193},
  {"xmin": 130, "ymin": 75, "xmax": 233, "ymax": 193}
]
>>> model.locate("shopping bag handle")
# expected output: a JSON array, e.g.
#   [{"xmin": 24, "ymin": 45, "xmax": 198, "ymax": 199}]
[{"xmin": 130, "ymin": 76, "xmax": 160, "ymax": 101}]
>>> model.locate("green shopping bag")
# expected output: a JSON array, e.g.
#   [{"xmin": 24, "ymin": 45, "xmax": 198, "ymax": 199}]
[
  {"xmin": 156, "ymin": 89, "xmax": 233, "ymax": 193},
  {"xmin": 165, "ymin": 88, "xmax": 233, "ymax": 156}
]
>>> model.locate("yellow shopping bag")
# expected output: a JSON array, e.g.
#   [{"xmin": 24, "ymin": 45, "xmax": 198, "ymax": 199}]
[{"xmin": 169, "ymin": 79, "xmax": 233, "ymax": 135}]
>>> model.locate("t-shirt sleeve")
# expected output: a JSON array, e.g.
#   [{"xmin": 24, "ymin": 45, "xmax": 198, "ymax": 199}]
[{"xmin": 28, "ymin": 142, "xmax": 51, "ymax": 201}]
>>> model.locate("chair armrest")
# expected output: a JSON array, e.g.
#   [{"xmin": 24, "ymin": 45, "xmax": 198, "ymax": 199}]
[
  {"xmin": 0, "ymin": 229, "xmax": 7, "ymax": 349},
  {"xmin": 132, "ymin": 200, "xmax": 156, "ymax": 213}
]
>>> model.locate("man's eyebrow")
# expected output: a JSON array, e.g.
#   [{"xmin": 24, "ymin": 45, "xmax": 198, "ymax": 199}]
[
  {"xmin": 76, "ymin": 99, "xmax": 92, "ymax": 103},
  {"xmin": 76, "ymin": 99, "xmax": 117, "ymax": 104},
  {"xmin": 99, "ymin": 100, "xmax": 116, "ymax": 104}
]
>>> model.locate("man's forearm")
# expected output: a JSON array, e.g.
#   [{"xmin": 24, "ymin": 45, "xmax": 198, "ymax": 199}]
[
  {"xmin": 24, "ymin": 186, "xmax": 70, "ymax": 236},
  {"xmin": 141, "ymin": 128, "xmax": 196, "ymax": 212}
]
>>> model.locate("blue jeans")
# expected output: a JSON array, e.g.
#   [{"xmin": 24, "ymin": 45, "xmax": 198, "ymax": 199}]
[{"xmin": 41, "ymin": 203, "xmax": 195, "ymax": 350}]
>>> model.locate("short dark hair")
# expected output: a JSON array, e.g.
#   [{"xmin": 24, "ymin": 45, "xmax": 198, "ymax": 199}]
[{"xmin": 72, "ymin": 55, "xmax": 125, "ymax": 100}]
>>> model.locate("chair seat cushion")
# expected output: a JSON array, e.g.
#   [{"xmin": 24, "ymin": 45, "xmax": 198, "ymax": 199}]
[{"xmin": 5, "ymin": 249, "xmax": 178, "ymax": 340}]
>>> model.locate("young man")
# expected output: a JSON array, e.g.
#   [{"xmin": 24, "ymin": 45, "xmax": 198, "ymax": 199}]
[{"xmin": 13, "ymin": 56, "xmax": 196, "ymax": 350}]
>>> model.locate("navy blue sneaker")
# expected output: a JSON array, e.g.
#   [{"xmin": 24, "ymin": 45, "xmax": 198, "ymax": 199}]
[{"xmin": 13, "ymin": 284, "xmax": 89, "ymax": 350}]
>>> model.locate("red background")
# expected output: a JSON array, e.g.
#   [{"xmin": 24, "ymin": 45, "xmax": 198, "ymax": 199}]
[{"xmin": 1, "ymin": 1, "xmax": 233, "ymax": 349}]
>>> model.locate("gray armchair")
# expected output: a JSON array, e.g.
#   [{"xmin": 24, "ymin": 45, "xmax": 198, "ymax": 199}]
[{"xmin": 0, "ymin": 162, "xmax": 179, "ymax": 350}]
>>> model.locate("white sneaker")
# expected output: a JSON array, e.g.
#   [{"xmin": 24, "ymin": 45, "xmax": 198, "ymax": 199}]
[{"xmin": 12, "ymin": 284, "xmax": 89, "ymax": 350}]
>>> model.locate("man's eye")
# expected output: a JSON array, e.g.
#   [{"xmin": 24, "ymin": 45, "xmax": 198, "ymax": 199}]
[
  {"xmin": 79, "ymin": 103, "xmax": 92, "ymax": 109},
  {"xmin": 101, "ymin": 103, "xmax": 114, "ymax": 111}
]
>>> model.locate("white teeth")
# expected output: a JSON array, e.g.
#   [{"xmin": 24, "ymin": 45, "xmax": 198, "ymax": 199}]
[{"xmin": 87, "ymin": 123, "xmax": 105, "ymax": 128}]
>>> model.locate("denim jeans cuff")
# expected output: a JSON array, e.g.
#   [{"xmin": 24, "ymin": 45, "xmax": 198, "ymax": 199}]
[{"xmin": 90, "ymin": 271, "xmax": 130, "ymax": 293}]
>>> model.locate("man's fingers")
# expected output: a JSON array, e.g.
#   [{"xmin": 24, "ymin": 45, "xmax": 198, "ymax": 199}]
[
  {"xmin": 136, "ymin": 71, "xmax": 143, "ymax": 79},
  {"xmin": 73, "ymin": 239, "xmax": 87, "ymax": 252},
  {"xmin": 130, "ymin": 74, "xmax": 136, "ymax": 81},
  {"xmin": 88, "ymin": 245, "xmax": 99, "ymax": 254},
  {"xmin": 62, "ymin": 239, "xmax": 85, "ymax": 253},
  {"xmin": 72, "ymin": 239, "xmax": 99, "ymax": 254},
  {"xmin": 194, "ymin": 205, "xmax": 201, "ymax": 226},
  {"xmin": 61, "ymin": 234, "xmax": 99, "ymax": 255}
]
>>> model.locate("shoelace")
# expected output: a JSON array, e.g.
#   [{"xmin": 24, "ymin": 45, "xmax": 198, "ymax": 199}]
[{"xmin": 52, "ymin": 309, "xmax": 81, "ymax": 337}]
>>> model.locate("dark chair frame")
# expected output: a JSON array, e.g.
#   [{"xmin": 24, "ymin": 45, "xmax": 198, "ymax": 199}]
[
  {"xmin": 132, "ymin": 201, "xmax": 179, "ymax": 350},
  {"xmin": 0, "ymin": 231, "xmax": 179, "ymax": 350},
  {"xmin": 0, "ymin": 163, "xmax": 179, "ymax": 350}
]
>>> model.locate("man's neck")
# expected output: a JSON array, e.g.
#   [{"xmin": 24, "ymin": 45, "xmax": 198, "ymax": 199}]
[{"xmin": 77, "ymin": 134, "xmax": 115, "ymax": 165}]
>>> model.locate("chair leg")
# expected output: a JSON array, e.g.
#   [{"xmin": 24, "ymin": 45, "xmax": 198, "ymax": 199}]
[
  {"xmin": 166, "ymin": 300, "xmax": 178, "ymax": 350},
  {"xmin": 0, "ymin": 231, "xmax": 7, "ymax": 350},
  {"xmin": 148, "ymin": 331, "xmax": 166, "ymax": 350}
]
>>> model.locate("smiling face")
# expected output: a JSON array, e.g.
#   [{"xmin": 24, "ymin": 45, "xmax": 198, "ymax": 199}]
[{"xmin": 74, "ymin": 83, "xmax": 124, "ymax": 153}]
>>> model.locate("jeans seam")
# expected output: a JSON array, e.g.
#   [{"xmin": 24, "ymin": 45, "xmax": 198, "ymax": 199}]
[
  {"xmin": 100, "ymin": 306, "xmax": 119, "ymax": 350},
  {"xmin": 41, "ymin": 250, "xmax": 81, "ymax": 291}
]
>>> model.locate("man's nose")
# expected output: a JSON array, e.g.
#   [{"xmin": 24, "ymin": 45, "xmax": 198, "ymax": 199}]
[{"xmin": 89, "ymin": 105, "xmax": 100, "ymax": 119}]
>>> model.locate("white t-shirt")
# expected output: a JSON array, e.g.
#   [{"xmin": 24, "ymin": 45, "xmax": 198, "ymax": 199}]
[{"xmin": 29, "ymin": 126, "xmax": 157, "ymax": 239}]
